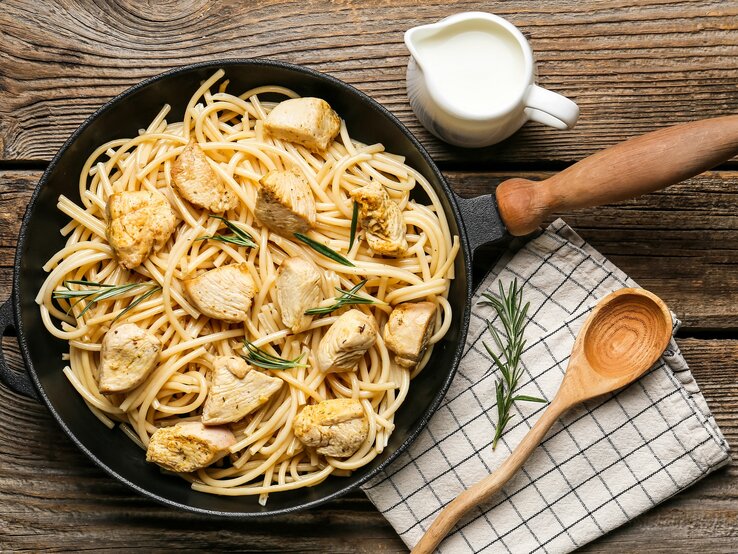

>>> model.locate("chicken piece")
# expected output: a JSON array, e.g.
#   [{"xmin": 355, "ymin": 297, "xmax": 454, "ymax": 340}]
[
  {"xmin": 106, "ymin": 190, "xmax": 176, "ymax": 269},
  {"xmin": 202, "ymin": 356, "xmax": 283, "ymax": 425},
  {"xmin": 351, "ymin": 181, "xmax": 408, "ymax": 257},
  {"xmin": 383, "ymin": 302, "xmax": 437, "ymax": 368},
  {"xmin": 184, "ymin": 263, "xmax": 256, "ymax": 322},
  {"xmin": 293, "ymin": 398, "xmax": 368, "ymax": 458},
  {"xmin": 316, "ymin": 309, "xmax": 377, "ymax": 373},
  {"xmin": 97, "ymin": 323, "xmax": 161, "ymax": 393},
  {"xmin": 171, "ymin": 141, "xmax": 238, "ymax": 213},
  {"xmin": 254, "ymin": 168, "xmax": 316, "ymax": 236},
  {"xmin": 264, "ymin": 97, "xmax": 341, "ymax": 152},
  {"xmin": 146, "ymin": 421, "xmax": 236, "ymax": 473},
  {"xmin": 275, "ymin": 257, "xmax": 322, "ymax": 333}
]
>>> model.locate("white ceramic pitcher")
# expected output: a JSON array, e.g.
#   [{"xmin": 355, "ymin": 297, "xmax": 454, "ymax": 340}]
[{"xmin": 405, "ymin": 12, "xmax": 580, "ymax": 148}]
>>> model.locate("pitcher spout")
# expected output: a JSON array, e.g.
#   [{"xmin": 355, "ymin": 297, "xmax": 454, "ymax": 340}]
[
  {"xmin": 405, "ymin": 12, "xmax": 499, "ymax": 72},
  {"xmin": 403, "ymin": 24, "xmax": 433, "ymax": 72}
]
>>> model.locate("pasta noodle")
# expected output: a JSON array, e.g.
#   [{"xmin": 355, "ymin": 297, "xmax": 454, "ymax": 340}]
[{"xmin": 37, "ymin": 70, "xmax": 459, "ymax": 504}]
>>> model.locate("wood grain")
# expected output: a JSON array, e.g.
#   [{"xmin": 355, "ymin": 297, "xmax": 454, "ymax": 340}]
[{"xmin": 1, "ymin": 0, "xmax": 736, "ymax": 164}]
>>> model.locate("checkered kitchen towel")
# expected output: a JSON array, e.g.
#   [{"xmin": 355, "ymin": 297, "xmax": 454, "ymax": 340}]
[{"xmin": 363, "ymin": 219, "xmax": 731, "ymax": 553}]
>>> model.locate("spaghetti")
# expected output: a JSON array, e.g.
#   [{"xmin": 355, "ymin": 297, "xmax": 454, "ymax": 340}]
[{"xmin": 36, "ymin": 69, "xmax": 459, "ymax": 503}]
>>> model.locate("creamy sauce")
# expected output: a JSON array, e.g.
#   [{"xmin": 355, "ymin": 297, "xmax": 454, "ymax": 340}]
[{"xmin": 412, "ymin": 20, "xmax": 526, "ymax": 116}]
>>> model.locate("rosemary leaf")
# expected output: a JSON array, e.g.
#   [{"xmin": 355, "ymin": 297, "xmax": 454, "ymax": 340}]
[
  {"xmin": 78, "ymin": 283, "xmax": 142, "ymax": 313},
  {"xmin": 197, "ymin": 215, "xmax": 257, "ymax": 248},
  {"xmin": 112, "ymin": 284, "xmax": 161, "ymax": 323},
  {"xmin": 348, "ymin": 201, "xmax": 359, "ymax": 251},
  {"xmin": 63, "ymin": 279, "xmax": 115, "ymax": 287},
  {"xmin": 479, "ymin": 278, "xmax": 546, "ymax": 450},
  {"xmin": 513, "ymin": 395, "xmax": 547, "ymax": 403},
  {"xmin": 304, "ymin": 280, "xmax": 374, "ymax": 315},
  {"xmin": 242, "ymin": 340, "xmax": 308, "ymax": 370},
  {"xmin": 53, "ymin": 280, "xmax": 161, "ymax": 320},
  {"xmin": 293, "ymin": 232, "xmax": 355, "ymax": 267}
]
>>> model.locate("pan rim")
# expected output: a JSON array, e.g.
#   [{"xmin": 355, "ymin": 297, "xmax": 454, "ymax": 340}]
[{"xmin": 13, "ymin": 57, "xmax": 474, "ymax": 517}]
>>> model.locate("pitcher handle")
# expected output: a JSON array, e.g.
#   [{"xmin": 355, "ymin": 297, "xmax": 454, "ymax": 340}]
[{"xmin": 524, "ymin": 85, "xmax": 580, "ymax": 130}]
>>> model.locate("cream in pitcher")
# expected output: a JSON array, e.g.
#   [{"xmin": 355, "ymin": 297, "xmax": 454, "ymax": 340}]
[{"xmin": 405, "ymin": 12, "xmax": 579, "ymax": 147}]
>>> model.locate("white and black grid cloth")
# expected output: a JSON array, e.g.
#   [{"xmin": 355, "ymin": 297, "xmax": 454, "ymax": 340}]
[{"xmin": 363, "ymin": 219, "xmax": 731, "ymax": 553}]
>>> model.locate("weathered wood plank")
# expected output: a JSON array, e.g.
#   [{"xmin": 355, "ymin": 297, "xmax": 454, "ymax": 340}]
[
  {"xmin": 1, "ymin": 0, "xmax": 736, "ymax": 164},
  {"xmin": 0, "ymin": 333, "xmax": 734, "ymax": 552},
  {"xmin": 2, "ymin": 169, "xmax": 736, "ymax": 329}
]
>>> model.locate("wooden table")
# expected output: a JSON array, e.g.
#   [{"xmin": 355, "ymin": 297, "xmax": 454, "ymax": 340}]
[{"xmin": 1, "ymin": 1, "xmax": 736, "ymax": 551}]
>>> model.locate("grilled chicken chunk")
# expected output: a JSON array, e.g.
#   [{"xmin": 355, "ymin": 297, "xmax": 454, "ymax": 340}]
[
  {"xmin": 294, "ymin": 398, "xmax": 368, "ymax": 458},
  {"xmin": 254, "ymin": 168, "xmax": 316, "ymax": 236},
  {"xmin": 317, "ymin": 309, "xmax": 377, "ymax": 373},
  {"xmin": 275, "ymin": 257, "xmax": 322, "ymax": 333},
  {"xmin": 202, "ymin": 356, "xmax": 283, "ymax": 425},
  {"xmin": 146, "ymin": 421, "xmax": 236, "ymax": 473},
  {"xmin": 184, "ymin": 263, "xmax": 256, "ymax": 322},
  {"xmin": 383, "ymin": 302, "xmax": 436, "ymax": 368},
  {"xmin": 264, "ymin": 97, "xmax": 341, "ymax": 152},
  {"xmin": 106, "ymin": 190, "xmax": 176, "ymax": 269},
  {"xmin": 351, "ymin": 181, "xmax": 407, "ymax": 257},
  {"xmin": 171, "ymin": 141, "xmax": 238, "ymax": 213},
  {"xmin": 98, "ymin": 323, "xmax": 161, "ymax": 393}
]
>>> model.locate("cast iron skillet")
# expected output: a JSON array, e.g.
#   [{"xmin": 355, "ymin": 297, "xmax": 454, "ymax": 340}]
[{"xmin": 0, "ymin": 59, "xmax": 504, "ymax": 516}]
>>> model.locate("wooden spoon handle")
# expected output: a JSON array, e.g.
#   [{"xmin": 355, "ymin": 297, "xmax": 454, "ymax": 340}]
[
  {"xmin": 411, "ymin": 398, "xmax": 570, "ymax": 554},
  {"xmin": 496, "ymin": 115, "xmax": 738, "ymax": 236}
]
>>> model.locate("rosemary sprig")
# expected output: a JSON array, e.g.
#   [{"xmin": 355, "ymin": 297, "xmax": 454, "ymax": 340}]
[
  {"xmin": 242, "ymin": 340, "xmax": 308, "ymax": 370},
  {"xmin": 293, "ymin": 232, "xmax": 355, "ymax": 267},
  {"xmin": 52, "ymin": 279, "xmax": 161, "ymax": 322},
  {"xmin": 480, "ymin": 279, "xmax": 546, "ymax": 450},
  {"xmin": 196, "ymin": 215, "xmax": 257, "ymax": 248},
  {"xmin": 304, "ymin": 279, "xmax": 374, "ymax": 315},
  {"xmin": 348, "ymin": 201, "xmax": 359, "ymax": 251}
]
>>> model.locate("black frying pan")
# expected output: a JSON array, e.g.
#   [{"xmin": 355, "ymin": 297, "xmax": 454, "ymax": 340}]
[{"xmin": 2, "ymin": 59, "xmax": 736, "ymax": 517}]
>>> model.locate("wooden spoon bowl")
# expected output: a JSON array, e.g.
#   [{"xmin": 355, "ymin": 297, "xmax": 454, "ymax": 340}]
[
  {"xmin": 584, "ymin": 290, "xmax": 672, "ymax": 379},
  {"xmin": 412, "ymin": 288, "xmax": 673, "ymax": 554},
  {"xmin": 563, "ymin": 288, "xmax": 673, "ymax": 402}
]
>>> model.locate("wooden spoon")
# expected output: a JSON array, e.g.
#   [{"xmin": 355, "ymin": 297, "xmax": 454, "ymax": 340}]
[{"xmin": 412, "ymin": 288, "xmax": 673, "ymax": 554}]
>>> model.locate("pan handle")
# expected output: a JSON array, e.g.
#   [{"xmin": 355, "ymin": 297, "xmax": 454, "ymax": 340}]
[
  {"xmin": 453, "ymin": 192, "xmax": 508, "ymax": 253},
  {"xmin": 496, "ymin": 115, "xmax": 738, "ymax": 236},
  {"xmin": 0, "ymin": 296, "xmax": 39, "ymax": 400}
]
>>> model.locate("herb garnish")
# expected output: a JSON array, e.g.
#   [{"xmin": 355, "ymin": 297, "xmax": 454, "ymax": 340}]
[
  {"xmin": 52, "ymin": 280, "xmax": 161, "ymax": 322},
  {"xmin": 480, "ymin": 279, "xmax": 546, "ymax": 450},
  {"xmin": 196, "ymin": 215, "xmax": 257, "ymax": 248},
  {"xmin": 242, "ymin": 340, "xmax": 308, "ymax": 370},
  {"xmin": 348, "ymin": 201, "xmax": 359, "ymax": 251},
  {"xmin": 293, "ymin": 232, "xmax": 355, "ymax": 267},
  {"xmin": 304, "ymin": 279, "xmax": 375, "ymax": 315}
]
